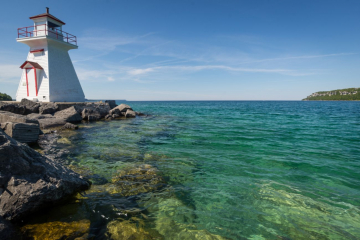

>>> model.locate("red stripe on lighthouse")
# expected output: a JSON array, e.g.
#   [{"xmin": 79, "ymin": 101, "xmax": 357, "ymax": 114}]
[
  {"xmin": 30, "ymin": 49, "xmax": 44, "ymax": 53},
  {"xmin": 25, "ymin": 69, "xmax": 29, "ymax": 97},
  {"xmin": 33, "ymin": 67, "xmax": 38, "ymax": 96}
]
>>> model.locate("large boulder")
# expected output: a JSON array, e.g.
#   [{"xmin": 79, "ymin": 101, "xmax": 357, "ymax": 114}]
[
  {"xmin": 0, "ymin": 102, "xmax": 26, "ymax": 115},
  {"xmin": 38, "ymin": 118, "xmax": 67, "ymax": 129},
  {"xmin": 26, "ymin": 114, "xmax": 67, "ymax": 129},
  {"xmin": 0, "ymin": 111, "xmax": 39, "ymax": 125},
  {"xmin": 20, "ymin": 99, "xmax": 40, "ymax": 114},
  {"xmin": 109, "ymin": 108, "xmax": 122, "ymax": 116},
  {"xmin": 111, "ymin": 104, "xmax": 132, "ymax": 113},
  {"xmin": 54, "ymin": 106, "xmax": 82, "ymax": 123},
  {"xmin": 1, "ymin": 122, "xmax": 39, "ymax": 143},
  {"xmin": 0, "ymin": 130, "xmax": 90, "ymax": 221},
  {"xmin": 39, "ymin": 102, "xmax": 58, "ymax": 114},
  {"xmin": 125, "ymin": 109, "xmax": 136, "ymax": 118}
]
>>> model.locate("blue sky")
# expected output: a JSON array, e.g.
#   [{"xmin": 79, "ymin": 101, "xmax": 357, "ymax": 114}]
[{"xmin": 0, "ymin": 0, "xmax": 359, "ymax": 100}]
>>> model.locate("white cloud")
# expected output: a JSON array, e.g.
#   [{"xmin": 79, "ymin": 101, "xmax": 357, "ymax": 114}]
[
  {"xmin": 127, "ymin": 65, "xmax": 291, "ymax": 76},
  {"xmin": 127, "ymin": 68, "xmax": 155, "ymax": 75}
]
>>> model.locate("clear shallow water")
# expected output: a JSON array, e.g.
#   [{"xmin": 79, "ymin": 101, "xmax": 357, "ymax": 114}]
[{"xmin": 26, "ymin": 101, "xmax": 360, "ymax": 239}]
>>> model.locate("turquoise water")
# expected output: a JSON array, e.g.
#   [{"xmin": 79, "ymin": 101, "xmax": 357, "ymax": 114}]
[{"xmin": 28, "ymin": 101, "xmax": 360, "ymax": 239}]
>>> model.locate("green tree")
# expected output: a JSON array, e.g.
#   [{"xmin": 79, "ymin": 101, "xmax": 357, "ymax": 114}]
[{"xmin": 0, "ymin": 92, "xmax": 12, "ymax": 101}]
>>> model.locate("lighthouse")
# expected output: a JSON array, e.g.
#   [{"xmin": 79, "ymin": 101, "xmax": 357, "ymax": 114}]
[{"xmin": 16, "ymin": 8, "xmax": 85, "ymax": 102}]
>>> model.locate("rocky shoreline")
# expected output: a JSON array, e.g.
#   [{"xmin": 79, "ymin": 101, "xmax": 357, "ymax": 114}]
[{"xmin": 0, "ymin": 99, "xmax": 146, "ymax": 239}]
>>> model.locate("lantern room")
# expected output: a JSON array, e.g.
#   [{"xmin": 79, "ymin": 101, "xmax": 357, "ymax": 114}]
[{"xmin": 17, "ymin": 7, "xmax": 77, "ymax": 45}]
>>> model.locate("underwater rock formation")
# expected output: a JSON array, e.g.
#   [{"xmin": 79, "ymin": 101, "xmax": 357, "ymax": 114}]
[
  {"xmin": 110, "ymin": 164, "xmax": 166, "ymax": 197},
  {"xmin": 21, "ymin": 219, "xmax": 90, "ymax": 239},
  {"xmin": 106, "ymin": 220, "xmax": 158, "ymax": 240}
]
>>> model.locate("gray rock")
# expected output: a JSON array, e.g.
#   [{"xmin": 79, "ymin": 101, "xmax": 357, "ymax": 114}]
[
  {"xmin": 105, "ymin": 100, "xmax": 117, "ymax": 109},
  {"xmin": 105, "ymin": 114, "xmax": 113, "ymax": 120},
  {"xmin": 87, "ymin": 115, "xmax": 97, "ymax": 122},
  {"xmin": 82, "ymin": 108, "xmax": 101, "ymax": 121},
  {"xmin": 24, "ymin": 114, "xmax": 66, "ymax": 129},
  {"xmin": 26, "ymin": 113, "xmax": 54, "ymax": 120},
  {"xmin": 0, "ymin": 111, "xmax": 39, "ymax": 125},
  {"xmin": 39, "ymin": 102, "xmax": 58, "ymax": 114},
  {"xmin": 109, "ymin": 108, "xmax": 121, "ymax": 115},
  {"xmin": 112, "ymin": 104, "xmax": 132, "ymax": 113},
  {"xmin": 0, "ymin": 122, "xmax": 39, "ymax": 143},
  {"xmin": 0, "ymin": 102, "xmax": 26, "ymax": 115},
  {"xmin": 56, "ymin": 103, "xmax": 86, "ymax": 111},
  {"xmin": 61, "ymin": 123, "xmax": 78, "ymax": 130},
  {"xmin": 125, "ymin": 109, "xmax": 136, "ymax": 118},
  {"xmin": 37, "ymin": 118, "xmax": 67, "ymax": 129},
  {"xmin": 0, "ymin": 130, "xmax": 90, "ymax": 221},
  {"xmin": 20, "ymin": 99, "xmax": 40, "ymax": 114},
  {"xmin": 54, "ymin": 106, "xmax": 82, "ymax": 123}
]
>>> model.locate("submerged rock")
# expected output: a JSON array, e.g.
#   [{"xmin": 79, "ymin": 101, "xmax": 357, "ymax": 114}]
[
  {"xmin": 110, "ymin": 164, "xmax": 166, "ymax": 197},
  {"xmin": 106, "ymin": 220, "xmax": 159, "ymax": 240},
  {"xmin": 61, "ymin": 122, "xmax": 79, "ymax": 130},
  {"xmin": 0, "ymin": 130, "xmax": 90, "ymax": 221},
  {"xmin": 153, "ymin": 197, "xmax": 225, "ymax": 240},
  {"xmin": 0, "ymin": 122, "xmax": 39, "ymax": 143},
  {"xmin": 21, "ymin": 219, "xmax": 90, "ymax": 239}
]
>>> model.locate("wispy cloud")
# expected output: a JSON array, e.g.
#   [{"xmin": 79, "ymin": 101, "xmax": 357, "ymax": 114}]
[
  {"xmin": 127, "ymin": 65, "xmax": 293, "ymax": 76},
  {"xmin": 78, "ymin": 31, "xmax": 155, "ymax": 51},
  {"xmin": 238, "ymin": 53, "xmax": 358, "ymax": 64}
]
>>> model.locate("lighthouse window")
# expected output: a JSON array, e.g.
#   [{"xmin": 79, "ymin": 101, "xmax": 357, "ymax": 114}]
[
  {"xmin": 33, "ymin": 52, "xmax": 44, "ymax": 58},
  {"xmin": 48, "ymin": 21, "xmax": 61, "ymax": 31}
]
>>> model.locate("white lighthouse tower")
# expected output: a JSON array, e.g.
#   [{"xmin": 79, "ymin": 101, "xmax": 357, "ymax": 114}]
[{"xmin": 16, "ymin": 8, "xmax": 85, "ymax": 102}]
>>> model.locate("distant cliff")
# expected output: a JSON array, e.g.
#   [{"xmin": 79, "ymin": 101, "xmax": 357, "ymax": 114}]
[{"xmin": 303, "ymin": 88, "xmax": 360, "ymax": 101}]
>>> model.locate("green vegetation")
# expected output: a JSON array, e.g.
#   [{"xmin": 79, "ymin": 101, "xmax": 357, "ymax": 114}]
[
  {"xmin": 0, "ymin": 92, "xmax": 12, "ymax": 101},
  {"xmin": 303, "ymin": 88, "xmax": 360, "ymax": 101}
]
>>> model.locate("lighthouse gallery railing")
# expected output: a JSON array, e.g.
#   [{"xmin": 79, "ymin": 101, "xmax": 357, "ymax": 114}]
[{"xmin": 17, "ymin": 24, "xmax": 77, "ymax": 46}]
